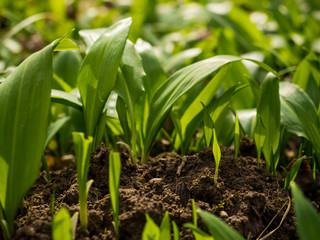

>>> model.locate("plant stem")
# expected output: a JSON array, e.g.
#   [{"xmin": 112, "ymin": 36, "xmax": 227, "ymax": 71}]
[
  {"xmin": 128, "ymin": 102, "xmax": 137, "ymax": 164},
  {"xmin": 79, "ymin": 192, "xmax": 88, "ymax": 229}
]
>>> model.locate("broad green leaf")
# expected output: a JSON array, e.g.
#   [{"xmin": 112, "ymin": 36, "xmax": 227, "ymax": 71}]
[
  {"xmin": 236, "ymin": 109, "xmax": 256, "ymax": 138},
  {"xmin": 280, "ymin": 82, "xmax": 319, "ymax": 138},
  {"xmin": 109, "ymin": 151, "xmax": 121, "ymax": 236},
  {"xmin": 77, "ymin": 18, "xmax": 132, "ymax": 137},
  {"xmin": 79, "ymin": 28, "xmax": 107, "ymax": 50},
  {"xmin": 54, "ymin": 38, "xmax": 79, "ymax": 52},
  {"xmin": 114, "ymin": 40, "xmax": 146, "ymax": 162},
  {"xmin": 176, "ymin": 66, "xmax": 230, "ymax": 151},
  {"xmin": 51, "ymin": 89, "xmax": 83, "ymax": 112},
  {"xmin": 293, "ymin": 51, "xmax": 320, "ymax": 106},
  {"xmin": 175, "ymin": 81, "xmax": 247, "ymax": 153},
  {"xmin": 159, "ymin": 211, "xmax": 171, "ymax": 240},
  {"xmin": 285, "ymin": 100, "xmax": 320, "ymax": 162},
  {"xmin": 212, "ymin": 128, "xmax": 221, "ymax": 184},
  {"xmin": 135, "ymin": 39, "xmax": 167, "ymax": 103},
  {"xmin": 45, "ymin": 116, "xmax": 70, "ymax": 148},
  {"xmin": 283, "ymin": 156, "xmax": 305, "ymax": 190},
  {"xmin": 291, "ymin": 182, "xmax": 320, "ymax": 240},
  {"xmin": 163, "ymin": 48, "xmax": 202, "ymax": 73},
  {"xmin": 52, "ymin": 207, "xmax": 72, "ymax": 240},
  {"xmin": 53, "ymin": 51, "xmax": 82, "ymax": 89},
  {"xmin": 234, "ymin": 114, "xmax": 240, "ymax": 163},
  {"xmin": 115, "ymin": 41, "xmax": 145, "ymax": 104},
  {"xmin": 0, "ymin": 38, "xmax": 64, "ymax": 236},
  {"xmin": 242, "ymin": 58, "xmax": 278, "ymax": 77},
  {"xmin": 142, "ymin": 214, "xmax": 160, "ymax": 240},
  {"xmin": 256, "ymin": 74, "xmax": 280, "ymax": 173},
  {"xmin": 222, "ymin": 61, "xmax": 255, "ymax": 109},
  {"xmin": 198, "ymin": 210, "xmax": 245, "ymax": 240},
  {"xmin": 142, "ymin": 55, "xmax": 242, "ymax": 162},
  {"xmin": 72, "ymin": 132, "xmax": 93, "ymax": 229}
]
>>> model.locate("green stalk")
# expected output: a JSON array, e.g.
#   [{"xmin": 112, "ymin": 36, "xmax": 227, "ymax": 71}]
[
  {"xmin": 72, "ymin": 132, "xmax": 93, "ymax": 229},
  {"xmin": 128, "ymin": 103, "xmax": 138, "ymax": 164},
  {"xmin": 0, "ymin": 205, "xmax": 10, "ymax": 240},
  {"xmin": 141, "ymin": 149, "xmax": 149, "ymax": 164}
]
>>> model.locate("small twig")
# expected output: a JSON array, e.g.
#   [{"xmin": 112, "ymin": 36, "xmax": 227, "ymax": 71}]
[
  {"xmin": 176, "ymin": 157, "xmax": 187, "ymax": 176},
  {"xmin": 257, "ymin": 196, "xmax": 291, "ymax": 240}
]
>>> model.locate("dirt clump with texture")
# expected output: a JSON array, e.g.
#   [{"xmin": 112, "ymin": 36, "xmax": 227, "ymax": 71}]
[{"xmin": 13, "ymin": 140, "xmax": 298, "ymax": 239}]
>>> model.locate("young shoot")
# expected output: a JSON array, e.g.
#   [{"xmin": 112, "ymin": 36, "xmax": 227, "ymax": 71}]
[
  {"xmin": 234, "ymin": 114, "xmax": 240, "ymax": 164},
  {"xmin": 109, "ymin": 150, "xmax": 121, "ymax": 236},
  {"xmin": 72, "ymin": 132, "xmax": 93, "ymax": 229}
]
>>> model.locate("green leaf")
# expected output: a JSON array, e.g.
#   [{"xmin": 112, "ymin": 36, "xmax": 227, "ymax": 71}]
[
  {"xmin": 285, "ymin": 100, "xmax": 320, "ymax": 162},
  {"xmin": 283, "ymin": 156, "xmax": 305, "ymax": 191},
  {"xmin": 0, "ymin": 37, "xmax": 65, "ymax": 237},
  {"xmin": 163, "ymin": 48, "xmax": 202, "ymax": 73},
  {"xmin": 236, "ymin": 109, "xmax": 256, "ymax": 138},
  {"xmin": 280, "ymin": 82, "xmax": 319, "ymax": 139},
  {"xmin": 52, "ymin": 207, "xmax": 72, "ymax": 240},
  {"xmin": 254, "ymin": 114, "xmax": 266, "ymax": 166},
  {"xmin": 116, "ymin": 96, "xmax": 131, "ymax": 144},
  {"xmin": 135, "ymin": 39, "xmax": 167, "ymax": 103},
  {"xmin": 45, "ymin": 116, "xmax": 70, "ymax": 148},
  {"xmin": 212, "ymin": 128, "xmax": 221, "ymax": 184},
  {"xmin": 201, "ymin": 102, "xmax": 214, "ymax": 147},
  {"xmin": 159, "ymin": 211, "xmax": 171, "ymax": 240},
  {"xmin": 71, "ymin": 212, "xmax": 79, "ymax": 240},
  {"xmin": 72, "ymin": 132, "xmax": 93, "ymax": 229},
  {"xmin": 175, "ymin": 65, "xmax": 230, "ymax": 152},
  {"xmin": 198, "ymin": 210, "xmax": 245, "ymax": 240},
  {"xmin": 53, "ymin": 51, "xmax": 82, "ymax": 89},
  {"xmin": 114, "ymin": 40, "xmax": 146, "ymax": 162},
  {"xmin": 115, "ymin": 41, "xmax": 145, "ymax": 104},
  {"xmin": 109, "ymin": 151, "xmax": 121, "ymax": 236},
  {"xmin": 291, "ymin": 182, "xmax": 320, "ymax": 240},
  {"xmin": 142, "ymin": 55, "xmax": 242, "ymax": 163},
  {"xmin": 234, "ymin": 114, "xmax": 240, "ymax": 164},
  {"xmin": 256, "ymin": 74, "xmax": 280, "ymax": 173},
  {"xmin": 293, "ymin": 51, "xmax": 320, "ymax": 106},
  {"xmin": 79, "ymin": 28, "xmax": 107, "ymax": 50},
  {"xmin": 184, "ymin": 223, "xmax": 214, "ymax": 240},
  {"xmin": 172, "ymin": 221, "xmax": 180, "ymax": 240},
  {"xmin": 54, "ymin": 38, "xmax": 79, "ymax": 52},
  {"xmin": 142, "ymin": 214, "xmax": 160, "ymax": 240},
  {"xmin": 77, "ymin": 18, "xmax": 132, "ymax": 137},
  {"xmin": 51, "ymin": 89, "xmax": 83, "ymax": 111}
]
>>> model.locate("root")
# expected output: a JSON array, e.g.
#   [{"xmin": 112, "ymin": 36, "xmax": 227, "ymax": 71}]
[{"xmin": 257, "ymin": 196, "xmax": 291, "ymax": 240}]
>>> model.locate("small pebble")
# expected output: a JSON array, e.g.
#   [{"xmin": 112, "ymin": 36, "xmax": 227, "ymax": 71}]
[{"xmin": 220, "ymin": 210, "xmax": 228, "ymax": 218}]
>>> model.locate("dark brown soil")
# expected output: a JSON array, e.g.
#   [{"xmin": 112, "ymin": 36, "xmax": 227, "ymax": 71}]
[{"xmin": 13, "ymin": 141, "xmax": 299, "ymax": 240}]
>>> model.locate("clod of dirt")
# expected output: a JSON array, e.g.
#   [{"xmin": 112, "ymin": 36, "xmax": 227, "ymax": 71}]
[{"xmin": 13, "ymin": 142, "xmax": 298, "ymax": 240}]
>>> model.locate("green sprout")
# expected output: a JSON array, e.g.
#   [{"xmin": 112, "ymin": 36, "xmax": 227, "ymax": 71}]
[{"xmin": 72, "ymin": 132, "xmax": 93, "ymax": 229}]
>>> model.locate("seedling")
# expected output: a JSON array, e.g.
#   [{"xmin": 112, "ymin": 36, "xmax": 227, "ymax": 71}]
[
  {"xmin": 52, "ymin": 207, "xmax": 72, "ymax": 240},
  {"xmin": 72, "ymin": 132, "xmax": 93, "ymax": 229},
  {"xmin": 109, "ymin": 151, "xmax": 121, "ymax": 236},
  {"xmin": 142, "ymin": 211, "xmax": 175, "ymax": 240},
  {"xmin": 234, "ymin": 114, "xmax": 240, "ymax": 164}
]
